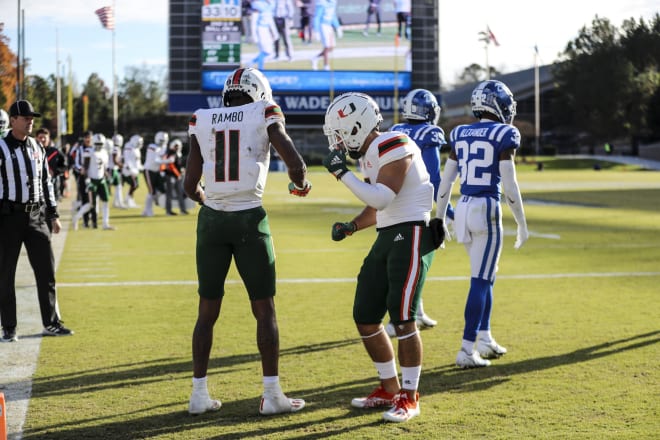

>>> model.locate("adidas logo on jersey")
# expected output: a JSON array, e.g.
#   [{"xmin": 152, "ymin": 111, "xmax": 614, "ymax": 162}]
[{"xmin": 394, "ymin": 233, "xmax": 404, "ymax": 242}]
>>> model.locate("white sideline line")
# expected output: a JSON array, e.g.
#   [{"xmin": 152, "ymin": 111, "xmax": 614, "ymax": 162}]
[{"xmin": 57, "ymin": 271, "xmax": 660, "ymax": 288}]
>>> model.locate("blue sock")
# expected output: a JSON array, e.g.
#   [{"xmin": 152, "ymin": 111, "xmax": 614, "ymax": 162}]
[
  {"xmin": 463, "ymin": 277, "xmax": 491, "ymax": 341},
  {"xmin": 478, "ymin": 281, "xmax": 495, "ymax": 332}
]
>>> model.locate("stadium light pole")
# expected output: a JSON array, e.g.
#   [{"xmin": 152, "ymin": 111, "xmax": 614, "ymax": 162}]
[
  {"xmin": 112, "ymin": 0, "xmax": 118, "ymax": 135},
  {"xmin": 56, "ymin": 28, "xmax": 62, "ymax": 148}
]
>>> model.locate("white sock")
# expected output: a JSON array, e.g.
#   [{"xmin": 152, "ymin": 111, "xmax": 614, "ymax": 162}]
[
  {"xmin": 461, "ymin": 339, "xmax": 475, "ymax": 354},
  {"xmin": 374, "ymin": 360, "xmax": 398, "ymax": 380},
  {"xmin": 263, "ymin": 376, "xmax": 282, "ymax": 395},
  {"xmin": 478, "ymin": 330, "xmax": 493, "ymax": 342},
  {"xmin": 192, "ymin": 376, "xmax": 208, "ymax": 393},
  {"xmin": 401, "ymin": 366, "xmax": 421, "ymax": 391},
  {"xmin": 102, "ymin": 202, "xmax": 110, "ymax": 226}
]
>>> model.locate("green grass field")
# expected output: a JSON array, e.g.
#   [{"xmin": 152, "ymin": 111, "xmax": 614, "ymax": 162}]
[{"xmin": 22, "ymin": 161, "xmax": 660, "ymax": 439}]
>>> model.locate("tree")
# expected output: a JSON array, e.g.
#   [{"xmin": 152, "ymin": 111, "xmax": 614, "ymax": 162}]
[
  {"xmin": 552, "ymin": 15, "xmax": 660, "ymax": 152},
  {"xmin": 77, "ymin": 73, "xmax": 114, "ymax": 135},
  {"xmin": 455, "ymin": 63, "xmax": 501, "ymax": 87},
  {"xmin": 0, "ymin": 32, "xmax": 17, "ymax": 108},
  {"xmin": 24, "ymin": 74, "xmax": 57, "ymax": 132}
]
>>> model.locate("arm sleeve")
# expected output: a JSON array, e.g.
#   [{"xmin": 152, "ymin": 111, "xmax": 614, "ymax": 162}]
[
  {"xmin": 499, "ymin": 160, "xmax": 527, "ymax": 228},
  {"xmin": 341, "ymin": 172, "xmax": 396, "ymax": 210},
  {"xmin": 435, "ymin": 158, "xmax": 458, "ymax": 219}
]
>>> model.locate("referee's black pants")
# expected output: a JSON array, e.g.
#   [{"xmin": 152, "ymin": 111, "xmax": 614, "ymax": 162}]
[{"xmin": 0, "ymin": 206, "xmax": 60, "ymax": 330}]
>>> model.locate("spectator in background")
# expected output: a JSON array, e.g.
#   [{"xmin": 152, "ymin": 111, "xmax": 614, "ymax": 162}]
[
  {"xmin": 296, "ymin": 0, "xmax": 312, "ymax": 44},
  {"xmin": 311, "ymin": 0, "xmax": 341, "ymax": 71},
  {"xmin": 250, "ymin": 0, "xmax": 278, "ymax": 70},
  {"xmin": 242, "ymin": 1, "xmax": 254, "ymax": 43},
  {"xmin": 273, "ymin": 0, "xmax": 295, "ymax": 61},
  {"xmin": 363, "ymin": 0, "xmax": 382, "ymax": 36},
  {"xmin": 394, "ymin": 0, "xmax": 411, "ymax": 39}
]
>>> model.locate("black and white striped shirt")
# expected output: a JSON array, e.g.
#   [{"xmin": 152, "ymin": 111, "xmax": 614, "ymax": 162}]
[{"xmin": 0, "ymin": 132, "xmax": 59, "ymax": 218}]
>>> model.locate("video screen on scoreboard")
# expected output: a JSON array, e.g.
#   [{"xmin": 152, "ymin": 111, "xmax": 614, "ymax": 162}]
[{"xmin": 200, "ymin": 0, "xmax": 411, "ymax": 94}]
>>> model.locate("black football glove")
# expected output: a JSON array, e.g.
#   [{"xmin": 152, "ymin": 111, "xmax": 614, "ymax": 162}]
[
  {"xmin": 429, "ymin": 218, "xmax": 446, "ymax": 249},
  {"xmin": 331, "ymin": 221, "xmax": 357, "ymax": 241},
  {"xmin": 323, "ymin": 149, "xmax": 349, "ymax": 180}
]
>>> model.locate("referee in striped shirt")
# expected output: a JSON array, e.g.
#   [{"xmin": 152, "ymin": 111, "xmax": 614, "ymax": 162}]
[{"xmin": 0, "ymin": 100, "xmax": 73, "ymax": 342}]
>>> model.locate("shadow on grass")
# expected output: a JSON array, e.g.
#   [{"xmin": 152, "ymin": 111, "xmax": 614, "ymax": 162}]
[
  {"xmin": 22, "ymin": 331, "xmax": 659, "ymax": 439},
  {"xmin": 422, "ymin": 329, "xmax": 660, "ymax": 395}
]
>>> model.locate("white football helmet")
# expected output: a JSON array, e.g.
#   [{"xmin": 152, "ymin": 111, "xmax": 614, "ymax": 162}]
[
  {"xmin": 154, "ymin": 131, "xmax": 169, "ymax": 146},
  {"xmin": 323, "ymin": 92, "xmax": 383, "ymax": 157},
  {"xmin": 92, "ymin": 133, "xmax": 106, "ymax": 151},
  {"xmin": 169, "ymin": 138, "xmax": 183, "ymax": 153},
  {"xmin": 402, "ymin": 89, "xmax": 441, "ymax": 124},
  {"xmin": 223, "ymin": 67, "xmax": 273, "ymax": 106},
  {"xmin": 0, "ymin": 109, "xmax": 9, "ymax": 136},
  {"xmin": 129, "ymin": 134, "xmax": 144, "ymax": 149},
  {"xmin": 112, "ymin": 133, "xmax": 124, "ymax": 148}
]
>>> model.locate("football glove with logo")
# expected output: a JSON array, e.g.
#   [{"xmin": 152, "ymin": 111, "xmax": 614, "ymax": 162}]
[
  {"xmin": 288, "ymin": 180, "xmax": 312, "ymax": 197},
  {"xmin": 323, "ymin": 149, "xmax": 349, "ymax": 180},
  {"xmin": 332, "ymin": 221, "xmax": 357, "ymax": 241}
]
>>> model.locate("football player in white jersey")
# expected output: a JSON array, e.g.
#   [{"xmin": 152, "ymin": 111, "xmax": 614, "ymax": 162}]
[
  {"xmin": 109, "ymin": 133, "xmax": 125, "ymax": 208},
  {"xmin": 142, "ymin": 131, "xmax": 174, "ymax": 216},
  {"xmin": 184, "ymin": 67, "xmax": 311, "ymax": 416},
  {"xmin": 434, "ymin": 80, "xmax": 529, "ymax": 369},
  {"xmin": 121, "ymin": 134, "xmax": 143, "ymax": 208},
  {"xmin": 72, "ymin": 133, "xmax": 114, "ymax": 230},
  {"xmin": 322, "ymin": 92, "xmax": 444, "ymax": 423}
]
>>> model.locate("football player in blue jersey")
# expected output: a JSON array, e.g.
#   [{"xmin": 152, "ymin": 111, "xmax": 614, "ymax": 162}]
[
  {"xmin": 434, "ymin": 80, "xmax": 529, "ymax": 368},
  {"xmin": 389, "ymin": 89, "xmax": 455, "ymax": 332}
]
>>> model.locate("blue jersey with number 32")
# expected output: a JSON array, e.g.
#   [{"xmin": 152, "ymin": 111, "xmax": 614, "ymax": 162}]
[{"xmin": 448, "ymin": 121, "xmax": 520, "ymax": 200}]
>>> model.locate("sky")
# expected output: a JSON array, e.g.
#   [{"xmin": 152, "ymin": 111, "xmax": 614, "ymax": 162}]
[{"xmin": 1, "ymin": 0, "xmax": 658, "ymax": 90}]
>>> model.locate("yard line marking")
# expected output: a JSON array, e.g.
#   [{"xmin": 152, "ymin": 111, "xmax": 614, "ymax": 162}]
[{"xmin": 57, "ymin": 271, "xmax": 660, "ymax": 287}]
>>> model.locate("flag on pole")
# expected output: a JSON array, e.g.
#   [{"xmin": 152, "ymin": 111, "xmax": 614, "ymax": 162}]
[
  {"xmin": 95, "ymin": 6, "xmax": 114, "ymax": 30},
  {"xmin": 486, "ymin": 26, "xmax": 500, "ymax": 46}
]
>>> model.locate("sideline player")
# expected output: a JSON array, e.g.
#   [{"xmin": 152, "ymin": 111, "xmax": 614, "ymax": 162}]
[{"xmin": 434, "ymin": 80, "xmax": 529, "ymax": 368}]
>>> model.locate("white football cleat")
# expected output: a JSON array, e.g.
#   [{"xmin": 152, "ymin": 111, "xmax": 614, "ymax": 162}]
[
  {"xmin": 188, "ymin": 392, "xmax": 222, "ymax": 415},
  {"xmin": 456, "ymin": 349, "xmax": 491, "ymax": 369},
  {"xmin": 476, "ymin": 339, "xmax": 507, "ymax": 359},
  {"xmin": 416, "ymin": 313, "xmax": 437, "ymax": 328},
  {"xmin": 259, "ymin": 391, "xmax": 305, "ymax": 415}
]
